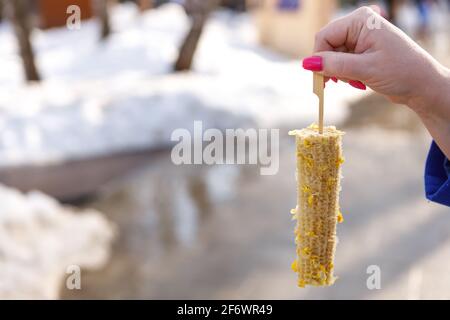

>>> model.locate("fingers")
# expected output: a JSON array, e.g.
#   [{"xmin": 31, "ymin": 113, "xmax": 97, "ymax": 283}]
[
  {"xmin": 313, "ymin": 6, "xmax": 375, "ymax": 53},
  {"xmin": 304, "ymin": 51, "xmax": 369, "ymax": 81},
  {"xmin": 306, "ymin": 6, "xmax": 381, "ymax": 90}
]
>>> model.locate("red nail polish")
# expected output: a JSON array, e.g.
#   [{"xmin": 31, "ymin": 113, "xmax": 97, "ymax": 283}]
[
  {"xmin": 349, "ymin": 80, "xmax": 366, "ymax": 90},
  {"xmin": 302, "ymin": 56, "xmax": 323, "ymax": 72},
  {"xmin": 331, "ymin": 77, "xmax": 338, "ymax": 83}
]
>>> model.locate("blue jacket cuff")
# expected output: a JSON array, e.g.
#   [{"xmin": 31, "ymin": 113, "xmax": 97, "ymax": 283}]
[{"xmin": 425, "ymin": 141, "xmax": 450, "ymax": 206}]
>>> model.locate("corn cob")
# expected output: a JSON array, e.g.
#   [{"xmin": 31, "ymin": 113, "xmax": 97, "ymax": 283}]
[{"xmin": 289, "ymin": 124, "xmax": 345, "ymax": 287}]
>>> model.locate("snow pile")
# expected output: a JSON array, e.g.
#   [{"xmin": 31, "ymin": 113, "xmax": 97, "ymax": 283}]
[
  {"xmin": 0, "ymin": 3, "xmax": 365, "ymax": 167},
  {"xmin": 0, "ymin": 81, "xmax": 252, "ymax": 166},
  {"xmin": 0, "ymin": 184, "xmax": 115, "ymax": 299}
]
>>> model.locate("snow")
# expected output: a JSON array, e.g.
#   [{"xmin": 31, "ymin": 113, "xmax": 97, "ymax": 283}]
[
  {"xmin": 0, "ymin": 2, "xmax": 371, "ymax": 299},
  {"xmin": 0, "ymin": 3, "xmax": 365, "ymax": 167},
  {"xmin": 0, "ymin": 184, "xmax": 115, "ymax": 299}
]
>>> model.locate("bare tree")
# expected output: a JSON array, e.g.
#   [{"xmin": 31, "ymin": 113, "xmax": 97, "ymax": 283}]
[
  {"xmin": 173, "ymin": 0, "xmax": 219, "ymax": 72},
  {"xmin": 99, "ymin": 0, "xmax": 111, "ymax": 40},
  {"xmin": 221, "ymin": 0, "xmax": 246, "ymax": 11},
  {"xmin": 7, "ymin": 0, "xmax": 41, "ymax": 82},
  {"xmin": 0, "ymin": 0, "xmax": 4, "ymax": 23},
  {"xmin": 94, "ymin": 0, "xmax": 112, "ymax": 40},
  {"xmin": 138, "ymin": 0, "xmax": 154, "ymax": 12}
]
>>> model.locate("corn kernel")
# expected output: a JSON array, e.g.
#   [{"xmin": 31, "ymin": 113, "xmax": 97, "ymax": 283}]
[
  {"xmin": 303, "ymin": 139, "xmax": 313, "ymax": 148},
  {"xmin": 291, "ymin": 260, "xmax": 298, "ymax": 272},
  {"xmin": 302, "ymin": 185, "xmax": 311, "ymax": 194},
  {"xmin": 306, "ymin": 231, "xmax": 316, "ymax": 238},
  {"xmin": 336, "ymin": 156, "xmax": 345, "ymax": 168},
  {"xmin": 302, "ymin": 247, "xmax": 311, "ymax": 257},
  {"xmin": 337, "ymin": 211, "xmax": 344, "ymax": 223}
]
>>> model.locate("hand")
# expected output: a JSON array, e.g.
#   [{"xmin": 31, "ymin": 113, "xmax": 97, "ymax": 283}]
[
  {"xmin": 303, "ymin": 6, "xmax": 450, "ymax": 119},
  {"xmin": 303, "ymin": 6, "xmax": 450, "ymax": 158}
]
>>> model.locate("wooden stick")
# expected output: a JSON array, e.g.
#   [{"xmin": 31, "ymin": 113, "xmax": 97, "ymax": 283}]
[{"xmin": 313, "ymin": 73, "xmax": 324, "ymax": 134}]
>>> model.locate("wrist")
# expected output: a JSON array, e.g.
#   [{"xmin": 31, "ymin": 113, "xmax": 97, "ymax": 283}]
[
  {"xmin": 410, "ymin": 66, "xmax": 450, "ymax": 122},
  {"xmin": 413, "ymin": 67, "xmax": 450, "ymax": 158}
]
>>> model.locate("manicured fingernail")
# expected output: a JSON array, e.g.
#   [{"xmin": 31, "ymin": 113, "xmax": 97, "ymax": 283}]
[
  {"xmin": 331, "ymin": 77, "xmax": 338, "ymax": 83},
  {"xmin": 302, "ymin": 56, "xmax": 323, "ymax": 72},
  {"xmin": 349, "ymin": 80, "xmax": 366, "ymax": 90}
]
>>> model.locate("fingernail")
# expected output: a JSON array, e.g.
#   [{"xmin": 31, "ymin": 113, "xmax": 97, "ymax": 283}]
[
  {"xmin": 349, "ymin": 80, "xmax": 366, "ymax": 90},
  {"xmin": 331, "ymin": 77, "xmax": 338, "ymax": 83},
  {"xmin": 302, "ymin": 56, "xmax": 323, "ymax": 72}
]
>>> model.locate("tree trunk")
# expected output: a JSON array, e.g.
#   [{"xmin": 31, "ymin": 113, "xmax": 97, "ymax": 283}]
[
  {"xmin": 173, "ymin": 0, "xmax": 218, "ymax": 72},
  {"xmin": 138, "ymin": 0, "xmax": 153, "ymax": 12},
  {"xmin": 8, "ymin": 0, "xmax": 41, "ymax": 82},
  {"xmin": 0, "ymin": 0, "xmax": 4, "ymax": 23},
  {"xmin": 174, "ymin": 14, "xmax": 206, "ymax": 71},
  {"xmin": 220, "ymin": 0, "xmax": 246, "ymax": 11},
  {"xmin": 95, "ymin": 0, "xmax": 111, "ymax": 40}
]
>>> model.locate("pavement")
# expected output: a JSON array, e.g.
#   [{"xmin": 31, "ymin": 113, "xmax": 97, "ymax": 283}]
[{"xmin": 61, "ymin": 93, "xmax": 450, "ymax": 299}]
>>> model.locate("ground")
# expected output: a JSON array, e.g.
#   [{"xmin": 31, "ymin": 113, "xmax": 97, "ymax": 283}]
[{"xmin": 61, "ymin": 95, "xmax": 450, "ymax": 299}]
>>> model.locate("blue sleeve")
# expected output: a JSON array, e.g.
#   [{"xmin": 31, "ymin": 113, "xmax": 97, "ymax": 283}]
[{"xmin": 425, "ymin": 141, "xmax": 450, "ymax": 206}]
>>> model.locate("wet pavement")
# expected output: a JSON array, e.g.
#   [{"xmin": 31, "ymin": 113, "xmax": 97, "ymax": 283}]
[{"xmin": 60, "ymin": 94, "xmax": 450, "ymax": 299}]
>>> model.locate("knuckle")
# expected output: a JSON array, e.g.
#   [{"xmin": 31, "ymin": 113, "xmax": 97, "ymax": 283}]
[
  {"xmin": 314, "ymin": 31, "xmax": 323, "ymax": 44},
  {"xmin": 356, "ymin": 6, "xmax": 372, "ymax": 17}
]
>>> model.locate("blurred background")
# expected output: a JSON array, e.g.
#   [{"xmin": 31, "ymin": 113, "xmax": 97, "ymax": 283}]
[{"xmin": 0, "ymin": 0, "xmax": 449, "ymax": 299}]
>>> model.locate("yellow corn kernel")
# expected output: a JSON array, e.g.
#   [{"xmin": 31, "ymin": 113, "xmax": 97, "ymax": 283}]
[
  {"xmin": 303, "ymin": 156, "xmax": 314, "ymax": 169},
  {"xmin": 302, "ymin": 247, "xmax": 311, "ymax": 257},
  {"xmin": 289, "ymin": 125, "xmax": 345, "ymax": 287},
  {"xmin": 303, "ymin": 139, "xmax": 313, "ymax": 148},
  {"xmin": 337, "ymin": 211, "xmax": 344, "ymax": 223},
  {"xmin": 291, "ymin": 259, "xmax": 298, "ymax": 272},
  {"xmin": 336, "ymin": 156, "xmax": 345, "ymax": 168},
  {"xmin": 307, "ymin": 194, "xmax": 314, "ymax": 207},
  {"xmin": 306, "ymin": 231, "xmax": 317, "ymax": 238},
  {"xmin": 298, "ymin": 279, "xmax": 306, "ymax": 288},
  {"xmin": 301, "ymin": 185, "xmax": 311, "ymax": 194}
]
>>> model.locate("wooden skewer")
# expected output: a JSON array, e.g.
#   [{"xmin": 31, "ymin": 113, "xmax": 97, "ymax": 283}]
[{"xmin": 313, "ymin": 73, "xmax": 324, "ymax": 134}]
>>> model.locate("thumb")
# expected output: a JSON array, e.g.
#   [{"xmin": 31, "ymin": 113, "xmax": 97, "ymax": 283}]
[{"xmin": 310, "ymin": 52, "xmax": 369, "ymax": 81}]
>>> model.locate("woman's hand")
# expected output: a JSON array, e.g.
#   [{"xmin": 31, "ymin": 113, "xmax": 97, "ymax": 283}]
[
  {"xmin": 303, "ymin": 6, "xmax": 450, "ymax": 117},
  {"xmin": 304, "ymin": 6, "xmax": 450, "ymax": 158}
]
